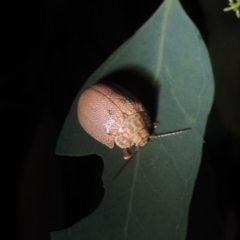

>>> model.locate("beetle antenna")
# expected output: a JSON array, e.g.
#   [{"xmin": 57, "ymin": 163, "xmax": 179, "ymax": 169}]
[
  {"xmin": 149, "ymin": 128, "xmax": 191, "ymax": 138},
  {"xmin": 113, "ymin": 147, "xmax": 140, "ymax": 179},
  {"xmin": 113, "ymin": 160, "xmax": 130, "ymax": 179}
]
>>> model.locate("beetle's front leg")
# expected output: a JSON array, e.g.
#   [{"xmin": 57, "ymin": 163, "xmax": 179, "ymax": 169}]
[
  {"xmin": 153, "ymin": 121, "xmax": 159, "ymax": 128},
  {"xmin": 123, "ymin": 148, "xmax": 132, "ymax": 160}
]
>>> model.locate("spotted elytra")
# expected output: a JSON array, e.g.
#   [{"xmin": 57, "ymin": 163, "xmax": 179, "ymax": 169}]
[{"xmin": 77, "ymin": 82, "xmax": 190, "ymax": 164}]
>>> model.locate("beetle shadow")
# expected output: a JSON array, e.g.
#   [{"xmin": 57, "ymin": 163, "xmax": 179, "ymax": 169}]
[
  {"xmin": 61, "ymin": 68, "xmax": 160, "ymax": 228},
  {"xmin": 98, "ymin": 66, "xmax": 161, "ymax": 126}
]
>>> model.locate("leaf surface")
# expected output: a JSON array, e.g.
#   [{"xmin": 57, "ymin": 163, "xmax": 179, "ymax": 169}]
[{"xmin": 53, "ymin": 0, "xmax": 214, "ymax": 239}]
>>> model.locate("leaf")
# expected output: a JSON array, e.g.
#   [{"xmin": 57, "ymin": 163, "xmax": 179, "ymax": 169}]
[{"xmin": 53, "ymin": 0, "xmax": 214, "ymax": 239}]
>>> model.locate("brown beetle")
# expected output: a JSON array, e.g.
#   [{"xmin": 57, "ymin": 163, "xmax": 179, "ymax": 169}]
[{"xmin": 77, "ymin": 82, "xmax": 190, "ymax": 162}]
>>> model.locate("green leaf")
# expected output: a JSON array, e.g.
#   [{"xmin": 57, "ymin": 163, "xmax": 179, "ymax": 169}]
[{"xmin": 53, "ymin": 0, "xmax": 214, "ymax": 239}]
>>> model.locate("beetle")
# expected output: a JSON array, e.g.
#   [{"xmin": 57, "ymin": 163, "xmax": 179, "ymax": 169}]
[{"xmin": 77, "ymin": 82, "xmax": 190, "ymax": 163}]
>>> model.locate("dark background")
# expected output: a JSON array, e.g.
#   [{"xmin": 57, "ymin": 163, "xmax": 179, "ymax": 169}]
[{"xmin": 1, "ymin": 0, "xmax": 240, "ymax": 239}]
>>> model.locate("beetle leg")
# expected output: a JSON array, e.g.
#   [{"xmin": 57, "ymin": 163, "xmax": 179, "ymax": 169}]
[
  {"xmin": 114, "ymin": 146, "xmax": 140, "ymax": 179},
  {"xmin": 123, "ymin": 148, "xmax": 132, "ymax": 160},
  {"xmin": 114, "ymin": 149, "xmax": 133, "ymax": 179},
  {"xmin": 153, "ymin": 121, "xmax": 159, "ymax": 128}
]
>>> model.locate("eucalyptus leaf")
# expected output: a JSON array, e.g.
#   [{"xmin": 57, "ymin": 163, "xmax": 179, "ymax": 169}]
[{"xmin": 53, "ymin": 0, "xmax": 214, "ymax": 239}]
